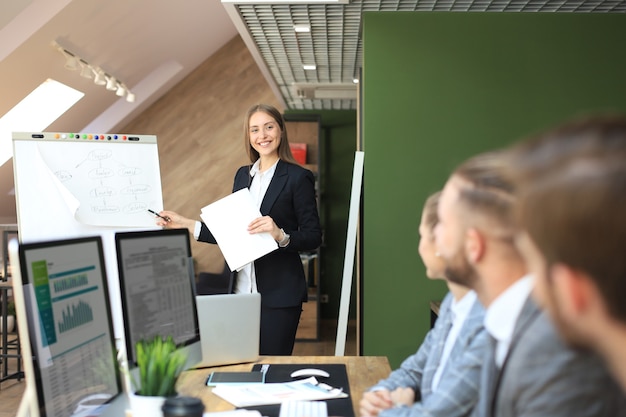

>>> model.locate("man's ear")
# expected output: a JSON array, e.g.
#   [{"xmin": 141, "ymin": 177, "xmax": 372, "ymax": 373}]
[
  {"xmin": 550, "ymin": 263, "xmax": 592, "ymax": 315},
  {"xmin": 465, "ymin": 227, "xmax": 485, "ymax": 264}
]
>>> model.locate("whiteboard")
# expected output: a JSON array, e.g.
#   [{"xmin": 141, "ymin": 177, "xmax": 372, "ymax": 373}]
[
  {"xmin": 13, "ymin": 132, "xmax": 164, "ymax": 242},
  {"xmin": 12, "ymin": 131, "xmax": 164, "ymax": 340}
]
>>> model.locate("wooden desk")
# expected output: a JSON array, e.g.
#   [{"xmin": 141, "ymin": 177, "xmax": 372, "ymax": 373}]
[{"xmin": 176, "ymin": 356, "xmax": 391, "ymax": 414}]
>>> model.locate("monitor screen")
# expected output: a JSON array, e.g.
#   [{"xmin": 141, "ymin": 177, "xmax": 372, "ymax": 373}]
[
  {"xmin": 15, "ymin": 236, "xmax": 123, "ymax": 417},
  {"xmin": 115, "ymin": 228, "xmax": 200, "ymax": 369}
]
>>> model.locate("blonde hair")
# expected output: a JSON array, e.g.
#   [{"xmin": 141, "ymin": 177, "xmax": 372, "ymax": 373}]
[{"xmin": 422, "ymin": 191, "xmax": 441, "ymax": 233}]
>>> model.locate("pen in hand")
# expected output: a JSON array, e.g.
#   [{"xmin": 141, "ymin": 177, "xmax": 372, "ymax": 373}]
[{"xmin": 148, "ymin": 209, "xmax": 171, "ymax": 222}]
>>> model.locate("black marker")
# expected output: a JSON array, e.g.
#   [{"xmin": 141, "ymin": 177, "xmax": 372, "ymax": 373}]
[{"xmin": 148, "ymin": 209, "xmax": 171, "ymax": 222}]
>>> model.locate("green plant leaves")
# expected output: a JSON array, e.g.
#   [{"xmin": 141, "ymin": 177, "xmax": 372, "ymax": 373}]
[{"xmin": 135, "ymin": 335, "xmax": 187, "ymax": 397}]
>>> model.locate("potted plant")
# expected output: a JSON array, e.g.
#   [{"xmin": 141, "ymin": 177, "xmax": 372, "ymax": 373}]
[{"xmin": 129, "ymin": 335, "xmax": 187, "ymax": 417}]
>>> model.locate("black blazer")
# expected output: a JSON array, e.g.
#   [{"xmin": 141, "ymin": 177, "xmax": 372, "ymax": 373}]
[{"xmin": 198, "ymin": 160, "xmax": 322, "ymax": 308}]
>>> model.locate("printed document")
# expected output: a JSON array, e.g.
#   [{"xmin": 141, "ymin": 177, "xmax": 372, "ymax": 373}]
[{"xmin": 200, "ymin": 188, "xmax": 277, "ymax": 271}]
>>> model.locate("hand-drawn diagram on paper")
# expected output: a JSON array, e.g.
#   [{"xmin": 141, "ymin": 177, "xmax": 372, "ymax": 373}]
[{"xmin": 35, "ymin": 140, "xmax": 163, "ymax": 227}]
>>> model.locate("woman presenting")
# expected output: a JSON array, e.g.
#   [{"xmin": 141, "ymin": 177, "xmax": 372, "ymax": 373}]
[{"xmin": 156, "ymin": 103, "xmax": 322, "ymax": 355}]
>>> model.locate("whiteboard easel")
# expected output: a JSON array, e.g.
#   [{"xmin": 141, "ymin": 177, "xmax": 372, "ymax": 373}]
[
  {"xmin": 335, "ymin": 151, "xmax": 364, "ymax": 356},
  {"xmin": 12, "ymin": 132, "xmax": 163, "ymax": 340}
]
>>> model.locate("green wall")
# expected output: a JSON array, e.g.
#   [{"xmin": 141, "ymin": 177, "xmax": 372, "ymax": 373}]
[
  {"xmin": 362, "ymin": 12, "xmax": 626, "ymax": 367},
  {"xmin": 285, "ymin": 110, "xmax": 358, "ymax": 320}
]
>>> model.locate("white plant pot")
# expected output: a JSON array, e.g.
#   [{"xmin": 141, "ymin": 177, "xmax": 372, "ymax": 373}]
[
  {"xmin": 128, "ymin": 392, "xmax": 166, "ymax": 417},
  {"xmin": 0, "ymin": 316, "xmax": 14, "ymax": 333}
]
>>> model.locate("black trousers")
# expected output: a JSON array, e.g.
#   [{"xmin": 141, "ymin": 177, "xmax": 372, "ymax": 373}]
[{"xmin": 259, "ymin": 305, "xmax": 302, "ymax": 355}]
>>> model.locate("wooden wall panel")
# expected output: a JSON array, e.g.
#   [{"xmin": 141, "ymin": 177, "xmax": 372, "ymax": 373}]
[{"xmin": 122, "ymin": 35, "xmax": 283, "ymax": 274}]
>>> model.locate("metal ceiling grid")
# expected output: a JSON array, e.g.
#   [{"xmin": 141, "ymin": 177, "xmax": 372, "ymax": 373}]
[
  {"xmin": 231, "ymin": 0, "xmax": 626, "ymax": 111},
  {"xmin": 239, "ymin": 3, "xmax": 361, "ymax": 110}
]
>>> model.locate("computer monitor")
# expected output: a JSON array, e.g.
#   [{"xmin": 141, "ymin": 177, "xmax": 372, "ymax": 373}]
[
  {"xmin": 114, "ymin": 228, "xmax": 201, "ymax": 382},
  {"xmin": 9, "ymin": 236, "xmax": 126, "ymax": 417}
]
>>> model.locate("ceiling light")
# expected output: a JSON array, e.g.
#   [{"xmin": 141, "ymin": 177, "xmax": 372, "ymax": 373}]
[
  {"xmin": 64, "ymin": 54, "xmax": 79, "ymax": 71},
  {"xmin": 294, "ymin": 25, "xmax": 310, "ymax": 33},
  {"xmin": 79, "ymin": 61, "xmax": 93, "ymax": 79},
  {"xmin": 115, "ymin": 83, "xmax": 126, "ymax": 97},
  {"xmin": 52, "ymin": 41, "xmax": 78, "ymax": 71},
  {"xmin": 93, "ymin": 69, "xmax": 107, "ymax": 86},
  {"xmin": 303, "ymin": 64, "xmax": 316, "ymax": 70},
  {"xmin": 292, "ymin": 82, "xmax": 357, "ymax": 100},
  {"xmin": 51, "ymin": 40, "xmax": 136, "ymax": 102},
  {"xmin": 119, "ymin": 84, "xmax": 136, "ymax": 102},
  {"xmin": 105, "ymin": 76, "xmax": 118, "ymax": 91}
]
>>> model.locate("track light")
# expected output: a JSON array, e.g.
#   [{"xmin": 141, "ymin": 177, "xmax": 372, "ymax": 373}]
[
  {"xmin": 105, "ymin": 76, "xmax": 118, "ymax": 91},
  {"xmin": 79, "ymin": 61, "xmax": 93, "ymax": 79},
  {"xmin": 115, "ymin": 83, "xmax": 126, "ymax": 97},
  {"xmin": 64, "ymin": 54, "xmax": 79, "ymax": 71},
  {"xmin": 93, "ymin": 69, "xmax": 107, "ymax": 85},
  {"xmin": 51, "ymin": 40, "xmax": 136, "ymax": 102}
]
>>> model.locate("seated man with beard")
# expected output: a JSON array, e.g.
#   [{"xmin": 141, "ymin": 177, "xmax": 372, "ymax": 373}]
[
  {"xmin": 505, "ymin": 115, "xmax": 626, "ymax": 394},
  {"xmin": 360, "ymin": 191, "xmax": 488, "ymax": 417},
  {"xmin": 435, "ymin": 150, "xmax": 625, "ymax": 417}
]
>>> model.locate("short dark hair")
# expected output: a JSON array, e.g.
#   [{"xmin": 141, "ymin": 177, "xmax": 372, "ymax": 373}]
[{"xmin": 506, "ymin": 115, "xmax": 626, "ymax": 322}]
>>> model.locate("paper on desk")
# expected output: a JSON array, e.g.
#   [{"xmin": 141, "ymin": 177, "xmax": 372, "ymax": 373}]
[
  {"xmin": 204, "ymin": 410, "xmax": 262, "ymax": 417},
  {"xmin": 200, "ymin": 188, "xmax": 278, "ymax": 272},
  {"xmin": 211, "ymin": 377, "xmax": 348, "ymax": 407}
]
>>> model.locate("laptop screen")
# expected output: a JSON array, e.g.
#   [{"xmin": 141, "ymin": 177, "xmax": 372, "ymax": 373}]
[
  {"xmin": 15, "ymin": 236, "xmax": 122, "ymax": 417},
  {"xmin": 115, "ymin": 228, "xmax": 200, "ymax": 367}
]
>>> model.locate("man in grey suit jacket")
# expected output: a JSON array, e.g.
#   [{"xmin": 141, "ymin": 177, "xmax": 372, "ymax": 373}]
[
  {"xmin": 435, "ymin": 150, "xmax": 625, "ymax": 417},
  {"xmin": 479, "ymin": 297, "xmax": 624, "ymax": 416},
  {"xmin": 506, "ymin": 115, "xmax": 626, "ymax": 393}
]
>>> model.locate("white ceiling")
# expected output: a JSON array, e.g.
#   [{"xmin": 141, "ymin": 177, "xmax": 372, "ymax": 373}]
[{"xmin": 0, "ymin": 0, "xmax": 238, "ymax": 136}]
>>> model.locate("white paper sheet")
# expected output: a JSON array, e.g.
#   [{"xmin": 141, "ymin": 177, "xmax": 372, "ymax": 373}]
[
  {"xmin": 211, "ymin": 377, "xmax": 347, "ymax": 407},
  {"xmin": 203, "ymin": 410, "xmax": 262, "ymax": 417},
  {"xmin": 200, "ymin": 189, "xmax": 278, "ymax": 272},
  {"xmin": 31, "ymin": 140, "xmax": 163, "ymax": 228}
]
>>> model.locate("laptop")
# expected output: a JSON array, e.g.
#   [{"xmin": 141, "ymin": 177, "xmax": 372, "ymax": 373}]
[{"xmin": 194, "ymin": 293, "xmax": 261, "ymax": 368}]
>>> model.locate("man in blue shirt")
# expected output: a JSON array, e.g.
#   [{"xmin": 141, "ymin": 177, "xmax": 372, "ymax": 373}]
[{"xmin": 360, "ymin": 191, "xmax": 488, "ymax": 417}]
